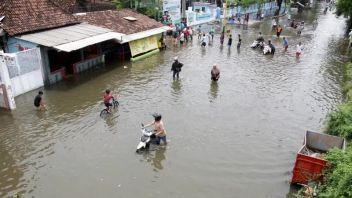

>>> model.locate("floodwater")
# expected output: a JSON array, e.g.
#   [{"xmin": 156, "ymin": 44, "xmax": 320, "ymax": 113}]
[{"xmin": 1, "ymin": 5, "xmax": 351, "ymax": 198}]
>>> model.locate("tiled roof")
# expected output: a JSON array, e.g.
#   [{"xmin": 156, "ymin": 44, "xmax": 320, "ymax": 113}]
[
  {"xmin": 76, "ymin": 9, "xmax": 164, "ymax": 35},
  {"xmin": 0, "ymin": 0, "xmax": 78, "ymax": 36}
]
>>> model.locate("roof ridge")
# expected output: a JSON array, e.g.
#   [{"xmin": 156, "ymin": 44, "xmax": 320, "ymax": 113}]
[{"xmin": 1, "ymin": 0, "xmax": 79, "ymax": 36}]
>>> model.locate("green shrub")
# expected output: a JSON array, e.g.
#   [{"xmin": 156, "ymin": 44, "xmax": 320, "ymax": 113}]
[
  {"xmin": 112, "ymin": 0, "xmax": 130, "ymax": 9},
  {"xmin": 319, "ymin": 146, "xmax": 352, "ymax": 198},
  {"xmin": 325, "ymin": 103, "xmax": 352, "ymax": 140},
  {"xmin": 342, "ymin": 63, "xmax": 352, "ymax": 101},
  {"xmin": 319, "ymin": 62, "xmax": 352, "ymax": 197},
  {"xmin": 137, "ymin": 7, "xmax": 162, "ymax": 20}
]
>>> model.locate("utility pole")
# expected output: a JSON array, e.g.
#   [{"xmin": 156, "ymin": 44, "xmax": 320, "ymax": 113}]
[
  {"xmin": 222, "ymin": 0, "xmax": 229, "ymax": 33},
  {"xmin": 182, "ymin": 0, "xmax": 187, "ymax": 18}
]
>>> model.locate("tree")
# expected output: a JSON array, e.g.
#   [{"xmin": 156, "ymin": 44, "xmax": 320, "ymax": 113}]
[
  {"xmin": 112, "ymin": 0, "xmax": 131, "ymax": 9},
  {"xmin": 335, "ymin": 0, "xmax": 352, "ymax": 29},
  {"xmin": 276, "ymin": 0, "xmax": 283, "ymax": 16}
]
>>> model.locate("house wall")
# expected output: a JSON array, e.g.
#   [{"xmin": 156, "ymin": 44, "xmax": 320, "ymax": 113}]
[
  {"xmin": 0, "ymin": 55, "xmax": 17, "ymax": 110},
  {"xmin": 7, "ymin": 38, "xmax": 38, "ymax": 53},
  {"xmin": 186, "ymin": 1, "xmax": 279, "ymax": 26},
  {"xmin": 1, "ymin": 48, "xmax": 44, "ymax": 98}
]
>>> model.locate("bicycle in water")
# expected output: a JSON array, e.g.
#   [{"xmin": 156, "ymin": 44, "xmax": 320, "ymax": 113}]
[{"xmin": 100, "ymin": 97, "xmax": 119, "ymax": 117}]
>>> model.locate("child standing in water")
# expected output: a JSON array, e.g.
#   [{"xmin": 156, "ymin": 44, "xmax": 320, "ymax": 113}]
[
  {"xmin": 237, "ymin": 34, "xmax": 242, "ymax": 49},
  {"xmin": 227, "ymin": 34, "xmax": 232, "ymax": 48},
  {"xmin": 296, "ymin": 42, "xmax": 303, "ymax": 58},
  {"xmin": 220, "ymin": 32, "xmax": 224, "ymax": 46}
]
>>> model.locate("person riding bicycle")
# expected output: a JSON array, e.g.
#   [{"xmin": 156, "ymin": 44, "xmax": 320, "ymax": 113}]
[
  {"xmin": 103, "ymin": 89, "xmax": 114, "ymax": 113},
  {"xmin": 143, "ymin": 113, "xmax": 167, "ymax": 145}
]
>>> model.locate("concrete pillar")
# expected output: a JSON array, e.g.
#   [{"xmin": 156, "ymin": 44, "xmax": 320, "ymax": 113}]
[
  {"xmin": 80, "ymin": 49, "xmax": 84, "ymax": 61},
  {"xmin": 40, "ymin": 47, "xmax": 51, "ymax": 85},
  {"xmin": 182, "ymin": 0, "xmax": 186, "ymax": 18}
]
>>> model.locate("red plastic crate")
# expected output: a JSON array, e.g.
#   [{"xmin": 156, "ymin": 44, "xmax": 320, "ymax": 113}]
[
  {"xmin": 291, "ymin": 131, "xmax": 345, "ymax": 184},
  {"xmin": 291, "ymin": 149, "xmax": 327, "ymax": 184}
]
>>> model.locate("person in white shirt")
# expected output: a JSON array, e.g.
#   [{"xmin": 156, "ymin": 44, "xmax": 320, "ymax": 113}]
[
  {"xmin": 296, "ymin": 42, "xmax": 303, "ymax": 58},
  {"xmin": 179, "ymin": 32, "xmax": 185, "ymax": 45}
]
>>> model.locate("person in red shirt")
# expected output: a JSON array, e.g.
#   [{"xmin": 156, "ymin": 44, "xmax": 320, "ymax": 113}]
[
  {"xmin": 184, "ymin": 28, "xmax": 190, "ymax": 43},
  {"xmin": 276, "ymin": 25, "xmax": 283, "ymax": 38},
  {"xmin": 103, "ymin": 89, "xmax": 114, "ymax": 113}
]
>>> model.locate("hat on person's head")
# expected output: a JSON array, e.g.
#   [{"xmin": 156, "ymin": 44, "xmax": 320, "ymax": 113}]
[{"xmin": 174, "ymin": 56, "xmax": 178, "ymax": 61}]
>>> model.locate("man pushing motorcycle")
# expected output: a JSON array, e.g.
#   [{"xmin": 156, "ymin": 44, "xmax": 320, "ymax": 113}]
[{"xmin": 143, "ymin": 113, "xmax": 167, "ymax": 145}]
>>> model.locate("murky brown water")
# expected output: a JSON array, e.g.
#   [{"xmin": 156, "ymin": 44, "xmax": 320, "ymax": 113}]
[{"xmin": 1, "ymin": 5, "xmax": 351, "ymax": 198}]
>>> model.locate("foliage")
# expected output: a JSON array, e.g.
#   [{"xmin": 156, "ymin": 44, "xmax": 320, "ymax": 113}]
[
  {"xmin": 319, "ymin": 146, "xmax": 352, "ymax": 198},
  {"xmin": 319, "ymin": 62, "xmax": 352, "ymax": 197},
  {"xmin": 112, "ymin": 0, "xmax": 131, "ymax": 9},
  {"xmin": 137, "ymin": 7, "xmax": 162, "ymax": 20},
  {"xmin": 325, "ymin": 63, "xmax": 352, "ymax": 140},
  {"xmin": 335, "ymin": 0, "xmax": 352, "ymax": 28},
  {"xmin": 343, "ymin": 63, "xmax": 352, "ymax": 101},
  {"xmin": 238, "ymin": 0, "xmax": 262, "ymax": 8},
  {"xmin": 325, "ymin": 102, "xmax": 352, "ymax": 140}
]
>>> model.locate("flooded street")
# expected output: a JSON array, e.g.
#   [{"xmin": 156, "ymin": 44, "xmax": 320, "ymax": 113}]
[{"xmin": 1, "ymin": 5, "xmax": 351, "ymax": 198}]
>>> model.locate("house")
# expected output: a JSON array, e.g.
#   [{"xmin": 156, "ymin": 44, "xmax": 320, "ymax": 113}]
[
  {"xmin": 75, "ymin": 9, "xmax": 168, "ymax": 61},
  {"xmin": 0, "ymin": 0, "xmax": 169, "ymax": 110},
  {"xmin": 0, "ymin": 0, "xmax": 169, "ymax": 87}
]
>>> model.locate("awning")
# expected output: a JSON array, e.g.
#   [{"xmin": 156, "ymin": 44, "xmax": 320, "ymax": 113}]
[
  {"xmin": 55, "ymin": 32, "xmax": 124, "ymax": 52},
  {"xmin": 121, "ymin": 26, "xmax": 171, "ymax": 43},
  {"xmin": 16, "ymin": 23, "xmax": 125, "ymax": 52}
]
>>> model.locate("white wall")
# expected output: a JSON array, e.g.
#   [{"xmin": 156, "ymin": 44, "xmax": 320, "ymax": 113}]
[
  {"xmin": 5, "ymin": 48, "xmax": 44, "ymax": 97},
  {"xmin": 0, "ymin": 56, "xmax": 16, "ymax": 109},
  {"xmin": 0, "ymin": 48, "xmax": 44, "ymax": 110},
  {"xmin": 11, "ymin": 70, "xmax": 43, "ymax": 97}
]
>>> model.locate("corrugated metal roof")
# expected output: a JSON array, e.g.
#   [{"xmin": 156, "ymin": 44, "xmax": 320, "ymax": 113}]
[
  {"xmin": 16, "ymin": 23, "xmax": 170, "ymax": 52},
  {"xmin": 55, "ymin": 32, "xmax": 124, "ymax": 52},
  {"xmin": 16, "ymin": 23, "xmax": 124, "ymax": 52},
  {"xmin": 121, "ymin": 26, "xmax": 171, "ymax": 43}
]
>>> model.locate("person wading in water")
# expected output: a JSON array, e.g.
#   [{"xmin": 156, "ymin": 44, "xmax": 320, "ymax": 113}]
[
  {"xmin": 34, "ymin": 91, "xmax": 46, "ymax": 111},
  {"xmin": 171, "ymin": 57, "xmax": 183, "ymax": 79},
  {"xmin": 211, "ymin": 64, "xmax": 220, "ymax": 81}
]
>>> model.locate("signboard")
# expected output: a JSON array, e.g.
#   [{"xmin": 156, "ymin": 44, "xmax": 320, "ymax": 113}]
[
  {"xmin": 163, "ymin": 0, "xmax": 181, "ymax": 25},
  {"xmin": 129, "ymin": 36, "xmax": 158, "ymax": 57}
]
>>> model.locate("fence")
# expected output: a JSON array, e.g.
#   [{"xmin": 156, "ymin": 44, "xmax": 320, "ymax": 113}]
[
  {"xmin": 72, "ymin": 55, "xmax": 105, "ymax": 75},
  {"xmin": 186, "ymin": 1, "xmax": 279, "ymax": 26},
  {"xmin": 0, "ymin": 48, "xmax": 44, "ymax": 109}
]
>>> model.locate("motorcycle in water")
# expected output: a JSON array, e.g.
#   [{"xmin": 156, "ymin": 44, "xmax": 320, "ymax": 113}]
[
  {"xmin": 136, "ymin": 124, "xmax": 157, "ymax": 153},
  {"xmin": 263, "ymin": 45, "xmax": 272, "ymax": 55},
  {"xmin": 251, "ymin": 40, "xmax": 265, "ymax": 49}
]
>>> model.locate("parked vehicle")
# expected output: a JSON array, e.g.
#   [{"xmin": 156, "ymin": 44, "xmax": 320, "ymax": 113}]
[
  {"xmin": 291, "ymin": 130, "xmax": 346, "ymax": 185},
  {"xmin": 263, "ymin": 45, "xmax": 272, "ymax": 55},
  {"xmin": 250, "ymin": 40, "xmax": 264, "ymax": 49}
]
